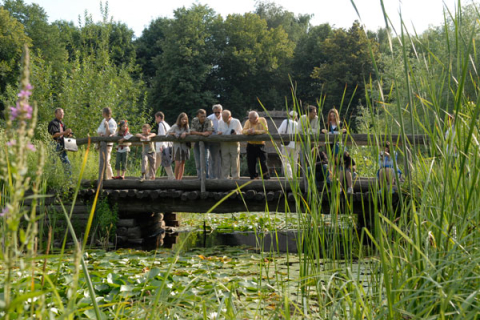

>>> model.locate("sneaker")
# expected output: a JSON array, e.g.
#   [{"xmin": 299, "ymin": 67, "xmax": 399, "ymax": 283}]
[
  {"xmin": 347, "ymin": 187, "xmax": 353, "ymax": 194},
  {"xmin": 139, "ymin": 176, "xmax": 146, "ymax": 182}
]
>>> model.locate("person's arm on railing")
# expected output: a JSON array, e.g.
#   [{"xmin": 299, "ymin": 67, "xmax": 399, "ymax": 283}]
[
  {"xmin": 242, "ymin": 120, "xmax": 252, "ymax": 135},
  {"xmin": 255, "ymin": 117, "xmax": 268, "ymax": 134},
  {"xmin": 234, "ymin": 119, "xmax": 243, "ymax": 134}
]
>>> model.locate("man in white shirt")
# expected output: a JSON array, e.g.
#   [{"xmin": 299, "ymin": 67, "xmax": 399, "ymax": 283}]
[
  {"xmin": 207, "ymin": 104, "xmax": 224, "ymax": 179},
  {"xmin": 97, "ymin": 107, "xmax": 117, "ymax": 180},
  {"xmin": 154, "ymin": 111, "xmax": 175, "ymax": 180},
  {"xmin": 278, "ymin": 111, "xmax": 299, "ymax": 178},
  {"xmin": 218, "ymin": 110, "xmax": 243, "ymax": 179}
]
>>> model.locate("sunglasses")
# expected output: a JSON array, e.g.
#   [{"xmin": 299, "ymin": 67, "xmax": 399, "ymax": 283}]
[{"xmin": 214, "ymin": 112, "xmax": 221, "ymax": 114}]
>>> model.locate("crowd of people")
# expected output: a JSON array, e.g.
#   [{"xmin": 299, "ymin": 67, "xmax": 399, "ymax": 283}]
[{"xmin": 48, "ymin": 105, "xmax": 404, "ymax": 192}]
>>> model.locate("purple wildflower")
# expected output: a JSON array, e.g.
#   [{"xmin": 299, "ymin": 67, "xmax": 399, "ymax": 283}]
[
  {"xmin": 0, "ymin": 207, "xmax": 8, "ymax": 217},
  {"xmin": 17, "ymin": 90, "xmax": 32, "ymax": 98},
  {"xmin": 25, "ymin": 83, "xmax": 33, "ymax": 90},
  {"xmin": 6, "ymin": 140, "xmax": 16, "ymax": 146},
  {"xmin": 23, "ymin": 104, "xmax": 33, "ymax": 119},
  {"xmin": 27, "ymin": 143, "xmax": 36, "ymax": 152},
  {"xmin": 10, "ymin": 106, "xmax": 19, "ymax": 120}
]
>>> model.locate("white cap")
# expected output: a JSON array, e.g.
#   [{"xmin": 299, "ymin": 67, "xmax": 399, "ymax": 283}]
[{"xmin": 289, "ymin": 111, "xmax": 297, "ymax": 117}]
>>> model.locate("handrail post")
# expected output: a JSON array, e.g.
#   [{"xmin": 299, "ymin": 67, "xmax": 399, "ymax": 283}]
[
  {"xmin": 200, "ymin": 141, "xmax": 206, "ymax": 193},
  {"xmin": 98, "ymin": 141, "xmax": 107, "ymax": 190}
]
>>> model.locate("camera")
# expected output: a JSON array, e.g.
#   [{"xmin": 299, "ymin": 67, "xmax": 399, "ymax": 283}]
[{"xmin": 230, "ymin": 129, "xmax": 236, "ymax": 135}]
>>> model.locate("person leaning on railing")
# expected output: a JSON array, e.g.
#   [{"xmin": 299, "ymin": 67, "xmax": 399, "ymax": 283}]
[
  {"xmin": 242, "ymin": 111, "xmax": 270, "ymax": 180},
  {"xmin": 207, "ymin": 104, "xmax": 223, "ymax": 179},
  {"xmin": 217, "ymin": 110, "xmax": 243, "ymax": 179},
  {"xmin": 278, "ymin": 110, "xmax": 300, "ymax": 179},
  {"xmin": 299, "ymin": 105, "xmax": 320, "ymax": 136},
  {"xmin": 321, "ymin": 108, "xmax": 346, "ymax": 161},
  {"xmin": 190, "ymin": 109, "xmax": 213, "ymax": 179},
  {"xmin": 153, "ymin": 111, "xmax": 175, "ymax": 180},
  {"xmin": 167, "ymin": 112, "xmax": 190, "ymax": 180}
]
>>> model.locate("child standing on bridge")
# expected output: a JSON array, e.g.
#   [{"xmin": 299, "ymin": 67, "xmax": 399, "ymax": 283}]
[
  {"xmin": 113, "ymin": 120, "xmax": 132, "ymax": 180},
  {"xmin": 136, "ymin": 124, "xmax": 156, "ymax": 182}
]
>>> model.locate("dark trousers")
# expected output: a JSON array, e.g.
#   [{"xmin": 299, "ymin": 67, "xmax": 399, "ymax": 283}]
[{"xmin": 246, "ymin": 143, "xmax": 269, "ymax": 179}]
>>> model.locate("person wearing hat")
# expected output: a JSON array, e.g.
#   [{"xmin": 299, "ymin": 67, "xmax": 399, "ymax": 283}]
[{"xmin": 278, "ymin": 110, "xmax": 299, "ymax": 178}]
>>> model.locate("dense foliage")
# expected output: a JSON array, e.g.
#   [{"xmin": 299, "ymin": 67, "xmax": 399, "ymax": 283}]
[{"xmin": 1, "ymin": 0, "xmax": 383, "ymax": 134}]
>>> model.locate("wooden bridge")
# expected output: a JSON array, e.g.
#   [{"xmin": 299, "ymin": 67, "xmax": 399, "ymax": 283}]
[{"xmin": 71, "ymin": 133, "xmax": 426, "ymax": 247}]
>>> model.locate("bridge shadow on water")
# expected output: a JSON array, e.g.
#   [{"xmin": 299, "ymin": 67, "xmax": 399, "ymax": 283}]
[{"xmin": 132, "ymin": 228, "xmax": 357, "ymax": 257}]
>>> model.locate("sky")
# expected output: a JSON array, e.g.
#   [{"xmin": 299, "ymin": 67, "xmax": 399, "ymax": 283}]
[{"xmin": 25, "ymin": 0, "xmax": 461, "ymax": 38}]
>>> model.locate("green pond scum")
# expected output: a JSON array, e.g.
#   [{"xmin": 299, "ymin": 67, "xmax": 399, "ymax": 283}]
[{"xmin": 0, "ymin": 246, "xmax": 378, "ymax": 319}]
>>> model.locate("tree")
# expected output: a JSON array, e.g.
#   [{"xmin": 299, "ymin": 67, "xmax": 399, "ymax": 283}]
[
  {"xmin": 291, "ymin": 23, "xmax": 333, "ymax": 106},
  {"xmin": 255, "ymin": 1, "xmax": 311, "ymax": 43},
  {"xmin": 0, "ymin": 6, "xmax": 31, "ymax": 112},
  {"xmin": 311, "ymin": 22, "xmax": 379, "ymax": 129},
  {"xmin": 150, "ymin": 5, "xmax": 220, "ymax": 121},
  {"xmin": 135, "ymin": 17, "xmax": 170, "ymax": 86},
  {"xmin": 217, "ymin": 13, "xmax": 295, "ymax": 115},
  {"xmin": 2, "ymin": 0, "xmax": 68, "ymax": 72}
]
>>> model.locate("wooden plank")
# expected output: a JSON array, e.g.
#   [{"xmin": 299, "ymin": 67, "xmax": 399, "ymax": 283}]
[
  {"xmin": 98, "ymin": 141, "xmax": 107, "ymax": 190},
  {"xmin": 188, "ymin": 191, "xmax": 200, "ymax": 200},
  {"xmin": 200, "ymin": 141, "xmax": 206, "ymax": 193},
  {"xmin": 109, "ymin": 195, "xmax": 374, "ymax": 214},
  {"xmin": 254, "ymin": 192, "xmax": 265, "ymax": 201},
  {"xmin": 180, "ymin": 192, "xmax": 188, "ymax": 201},
  {"xmin": 245, "ymin": 190, "xmax": 257, "ymax": 200},
  {"xmin": 76, "ymin": 133, "xmax": 429, "ymax": 146},
  {"xmin": 90, "ymin": 177, "xmax": 300, "ymax": 192},
  {"xmin": 267, "ymin": 191, "xmax": 275, "ymax": 201}
]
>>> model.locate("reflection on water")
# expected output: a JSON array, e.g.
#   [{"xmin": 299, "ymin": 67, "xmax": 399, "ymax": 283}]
[{"xmin": 141, "ymin": 229, "xmax": 355, "ymax": 256}]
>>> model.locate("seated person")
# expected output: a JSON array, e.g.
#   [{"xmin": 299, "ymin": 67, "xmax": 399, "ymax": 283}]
[
  {"xmin": 314, "ymin": 147, "xmax": 331, "ymax": 187},
  {"xmin": 377, "ymin": 141, "xmax": 401, "ymax": 192},
  {"xmin": 338, "ymin": 151, "xmax": 356, "ymax": 194}
]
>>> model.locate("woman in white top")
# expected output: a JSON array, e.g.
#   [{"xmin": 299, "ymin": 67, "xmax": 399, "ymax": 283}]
[
  {"xmin": 278, "ymin": 111, "xmax": 299, "ymax": 179},
  {"xmin": 97, "ymin": 107, "xmax": 117, "ymax": 180}
]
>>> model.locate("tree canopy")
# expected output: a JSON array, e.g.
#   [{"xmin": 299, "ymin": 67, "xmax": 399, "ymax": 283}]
[{"xmin": 3, "ymin": 0, "xmax": 465, "ymax": 135}]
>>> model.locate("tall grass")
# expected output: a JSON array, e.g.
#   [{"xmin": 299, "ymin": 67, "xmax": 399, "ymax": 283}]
[{"xmin": 275, "ymin": 1, "xmax": 480, "ymax": 318}]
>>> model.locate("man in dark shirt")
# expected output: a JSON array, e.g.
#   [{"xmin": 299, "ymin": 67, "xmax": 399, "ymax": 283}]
[{"xmin": 48, "ymin": 108, "xmax": 72, "ymax": 168}]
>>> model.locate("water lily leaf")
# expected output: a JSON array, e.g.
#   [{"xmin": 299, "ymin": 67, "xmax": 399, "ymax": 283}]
[
  {"xmin": 94, "ymin": 284, "xmax": 110, "ymax": 293},
  {"xmin": 120, "ymin": 284, "xmax": 135, "ymax": 293},
  {"xmin": 147, "ymin": 267, "xmax": 161, "ymax": 279},
  {"xmin": 83, "ymin": 309, "xmax": 107, "ymax": 319},
  {"xmin": 107, "ymin": 273, "xmax": 126, "ymax": 287}
]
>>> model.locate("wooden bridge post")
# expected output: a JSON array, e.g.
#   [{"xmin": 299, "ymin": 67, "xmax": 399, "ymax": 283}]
[
  {"xmin": 199, "ymin": 141, "xmax": 206, "ymax": 193},
  {"xmin": 98, "ymin": 141, "xmax": 107, "ymax": 189}
]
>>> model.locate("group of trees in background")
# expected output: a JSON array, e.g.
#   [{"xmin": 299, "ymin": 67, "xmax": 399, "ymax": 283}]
[{"xmin": 1, "ymin": 0, "xmax": 479, "ymax": 137}]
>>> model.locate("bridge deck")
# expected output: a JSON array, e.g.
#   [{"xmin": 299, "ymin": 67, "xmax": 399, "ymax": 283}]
[{"xmin": 79, "ymin": 176, "xmax": 387, "ymax": 215}]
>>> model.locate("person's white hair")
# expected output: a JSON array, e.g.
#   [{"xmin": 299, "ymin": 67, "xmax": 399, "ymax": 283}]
[
  {"xmin": 248, "ymin": 111, "xmax": 259, "ymax": 118},
  {"xmin": 212, "ymin": 104, "xmax": 223, "ymax": 112}
]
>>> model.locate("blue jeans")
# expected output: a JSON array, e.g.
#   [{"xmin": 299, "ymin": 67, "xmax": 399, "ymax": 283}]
[
  {"xmin": 193, "ymin": 142, "xmax": 209, "ymax": 178},
  {"xmin": 54, "ymin": 142, "xmax": 72, "ymax": 174}
]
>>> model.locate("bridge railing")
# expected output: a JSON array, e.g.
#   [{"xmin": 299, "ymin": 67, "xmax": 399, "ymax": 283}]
[
  {"xmin": 76, "ymin": 133, "xmax": 428, "ymax": 146},
  {"xmin": 76, "ymin": 133, "xmax": 429, "ymax": 191}
]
